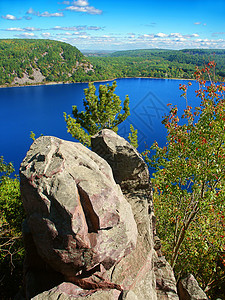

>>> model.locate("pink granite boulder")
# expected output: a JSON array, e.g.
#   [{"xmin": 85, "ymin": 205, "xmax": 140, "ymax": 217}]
[{"xmin": 20, "ymin": 136, "xmax": 137, "ymax": 279}]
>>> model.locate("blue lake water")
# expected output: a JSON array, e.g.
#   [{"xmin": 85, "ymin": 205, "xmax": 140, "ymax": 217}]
[{"xmin": 0, "ymin": 78, "xmax": 198, "ymax": 173}]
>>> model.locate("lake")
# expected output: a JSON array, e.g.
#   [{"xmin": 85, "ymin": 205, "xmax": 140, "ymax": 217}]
[{"xmin": 0, "ymin": 78, "xmax": 198, "ymax": 173}]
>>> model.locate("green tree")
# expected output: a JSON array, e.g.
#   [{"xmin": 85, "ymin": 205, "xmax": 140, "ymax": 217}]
[
  {"xmin": 144, "ymin": 62, "xmax": 225, "ymax": 298},
  {"xmin": 64, "ymin": 81, "xmax": 130, "ymax": 146},
  {"xmin": 0, "ymin": 157, "xmax": 24, "ymax": 299},
  {"xmin": 128, "ymin": 124, "xmax": 138, "ymax": 148}
]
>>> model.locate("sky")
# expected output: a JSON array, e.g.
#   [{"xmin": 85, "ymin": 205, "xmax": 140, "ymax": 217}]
[{"xmin": 0, "ymin": 0, "xmax": 225, "ymax": 51}]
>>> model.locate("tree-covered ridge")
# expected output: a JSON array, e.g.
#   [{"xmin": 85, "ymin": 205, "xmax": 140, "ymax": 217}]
[
  {"xmin": 1, "ymin": 39, "xmax": 225, "ymax": 86},
  {"xmin": 89, "ymin": 48, "xmax": 225, "ymax": 80},
  {"xmin": 0, "ymin": 39, "xmax": 95, "ymax": 85}
]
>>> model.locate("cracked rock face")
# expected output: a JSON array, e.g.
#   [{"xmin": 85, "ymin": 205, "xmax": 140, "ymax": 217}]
[
  {"xmin": 91, "ymin": 129, "xmax": 149, "ymax": 190},
  {"xmin": 20, "ymin": 136, "xmax": 137, "ymax": 278}
]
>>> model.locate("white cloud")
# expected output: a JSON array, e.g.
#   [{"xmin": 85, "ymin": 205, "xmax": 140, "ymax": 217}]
[
  {"xmin": 61, "ymin": 0, "xmax": 102, "ymax": 14},
  {"xmin": 2, "ymin": 14, "xmax": 21, "ymax": 20},
  {"xmin": 190, "ymin": 33, "xmax": 199, "ymax": 37},
  {"xmin": 58, "ymin": 31, "xmax": 225, "ymax": 51},
  {"xmin": 184, "ymin": 33, "xmax": 199, "ymax": 38},
  {"xmin": 169, "ymin": 33, "xmax": 182, "ymax": 38},
  {"xmin": 25, "ymin": 27, "xmax": 41, "ymax": 31},
  {"xmin": 72, "ymin": 0, "xmax": 89, "ymax": 6},
  {"xmin": 42, "ymin": 32, "xmax": 51, "ymax": 37},
  {"xmin": 135, "ymin": 32, "xmax": 201, "ymax": 44},
  {"xmin": 60, "ymin": 0, "xmax": 89, "ymax": 4},
  {"xmin": 51, "ymin": 25, "xmax": 102, "ymax": 31},
  {"xmin": 52, "ymin": 26, "xmax": 82, "ymax": 31},
  {"xmin": 155, "ymin": 32, "xmax": 168, "ymax": 37},
  {"xmin": 27, "ymin": 8, "xmax": 36, "ymax": 15},
  {"xmin": 65, "ymin": 5, "xmax": 102, "ymax": 14},
  {"xmin": 5, "ymin": 27, "xmax": 23, "ymax": 31},
  {"xmin": 5, "ymin": 27, "xmax": 41, "ymax": 32},
  {"xmin": 139, "ymin": 34, "xmax": 154, "ymax": 38},
  {"xmin": 26, "ymin": 8, "xmax": 64, "ymax": 17},
  {"xmin": 15, "ymin": 32, "xmax": 36, "ymax": 37},
  {"xmin": 79, "ymin": 35, "xmax": 89, "ymax": 39},
  {"xmin": 52, "ymin": 26, "xmax": 66, "ymax": 30},
  {"xmin": 39, "ymin": 12, "xmax": 64, "ymax": 17},
  {"xmin": 88, "ymin": 26, "xmax": 102, "ymax": 30},
  {"xmin": 22, "ymin": 32, "xmax": 35, "ymax": 36},
  {"xmin": 56, "ymin": 32, "xmax": 73, "ymax": 36}
]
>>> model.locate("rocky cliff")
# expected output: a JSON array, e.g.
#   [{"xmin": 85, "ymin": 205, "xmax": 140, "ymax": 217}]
[{"xmin": 19, "ymin": 130, "xmax": 179, "ymax": 299}]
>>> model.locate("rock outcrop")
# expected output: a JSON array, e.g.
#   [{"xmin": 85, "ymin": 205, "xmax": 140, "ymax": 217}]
[
  {"xmin": 20, "ymin": 131, "xmax": 179, "ymax": 299},
  {"xmin": 177, "ymin": 274, "xmax": 208, "ymax": 300},
  {"xmin": 92, "ymin": 130, "xmax": 178, "ymax": 300}
]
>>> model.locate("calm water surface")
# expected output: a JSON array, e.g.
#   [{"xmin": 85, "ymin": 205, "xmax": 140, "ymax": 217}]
[{"xmin": 0, "ymin": 78, "xmax": 198, "ymax": 173}]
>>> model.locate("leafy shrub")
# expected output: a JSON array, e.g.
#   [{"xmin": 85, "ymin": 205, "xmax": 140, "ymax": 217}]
[
  {"xmin": 144, "ymin": 62, "xmax": 225, "ymax": 298},
  {"xmin": 0, "ymin": 157, "xmax": 25, "ymax": 299}
]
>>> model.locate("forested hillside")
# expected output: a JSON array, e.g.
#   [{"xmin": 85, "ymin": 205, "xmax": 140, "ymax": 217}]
[
  {"xmin": 0, "ymin": 39, "xmax": 95, "ymax": 86},
  {"xmin": 1, "ymin": 39, "xmax": 225, "ymax": 86},
  {"xmin": 88, "ymin": 49, "xmax": 225, "ymax": 80}
]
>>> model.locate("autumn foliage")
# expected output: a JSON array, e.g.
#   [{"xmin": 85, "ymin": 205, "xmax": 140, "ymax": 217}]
[{"xmin": 144, "ymin": 62, "xmax": 225, "ymax": 298}]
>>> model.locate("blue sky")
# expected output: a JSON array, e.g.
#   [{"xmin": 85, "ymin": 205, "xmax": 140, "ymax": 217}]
[{"xmin": 0, "ymin": 0, "xmax": 225, "ymax": 51}]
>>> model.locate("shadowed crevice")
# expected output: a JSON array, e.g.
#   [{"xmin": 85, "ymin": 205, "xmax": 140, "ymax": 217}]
[{"xmin": 77, "ymin": 184, "xmax": 100, "ymax": 233}]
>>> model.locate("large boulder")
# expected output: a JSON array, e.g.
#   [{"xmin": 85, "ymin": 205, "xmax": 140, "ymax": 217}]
[
  {"xmin": 91, "ymin": 130, "xmax": 179, "ymax": 300},
  {"xmin": 20, "ymin": 131, "xmax": 179, "ymax": 299},
  {"xmin": 20, "ymin": 136, "xmax": 137, "ymax": 298}
]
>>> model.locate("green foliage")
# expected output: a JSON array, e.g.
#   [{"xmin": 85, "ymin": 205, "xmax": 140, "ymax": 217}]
[
  {"xmin": 143, "ymin": 62, "xmax": 225, "ymax": 298},
  {"xmin": 64, "ymin": 81, "xmax": 130, "ymax": 146},
  {"xmin": 0, "ymin": 156, "xmax": 14, "ymax": 176},
  {"xmin": 89, "ymin": 49, "xmax": 225, "ymax": 81},
  {"xmin": 30, "ymin": 131, "xmax": 44, "ymax": 141},
  {"xmin": 1, "ymin": 40, "xmax": 225, "ymax": 86},
  {"xmin": 30, "ymin": 130, "xmax": 36, "ymax": 141},
  {"xmin": 128, "ymin": 124, "xmax": 138, "ymax": 148},
  {"xmin": 0, "ymin": 39, "xmax": 94, "ymax": 85},
  {"xmin": 0, "ymin": 157, "xmax": 24, "ymax": 299}
]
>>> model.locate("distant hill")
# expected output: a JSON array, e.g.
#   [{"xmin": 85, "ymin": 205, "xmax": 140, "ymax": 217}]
[
  {"xmin": 88, "ymin": 48, "xmax": 225, "ymax": 80},
  {"xmin": 1, "ymin": 39, "xmax": 225, "ymax": 86},
  {"xmin": 0, "ymin": 39, "xmax": 95, "ymax": 86}
]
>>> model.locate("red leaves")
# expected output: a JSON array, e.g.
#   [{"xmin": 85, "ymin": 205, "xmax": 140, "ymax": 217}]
[
  {"xmin": 179, "ymin": 84, "xmax": 187, "ymax": 92},
  {"xmin": 208, "ymin": 61, "xmax": 216, "ymax": 68},
  {"xmin": 201, "ymin": 138, "xmax": 207, "ymax": 145}
]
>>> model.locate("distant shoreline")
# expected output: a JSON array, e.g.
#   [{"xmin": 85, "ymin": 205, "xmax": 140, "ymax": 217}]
[{"xmin": 0, "ymin": 76, "xmax": 196, "ymax": 89}]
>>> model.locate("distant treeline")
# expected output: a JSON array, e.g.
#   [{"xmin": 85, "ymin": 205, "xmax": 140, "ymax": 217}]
[
  {"xmin": 88, "ymin": 49, "xmax": 225, "ymax": 81},
  {"xmin": 0, "ymin": 39, "xmax": 225, "ymax": 86}
]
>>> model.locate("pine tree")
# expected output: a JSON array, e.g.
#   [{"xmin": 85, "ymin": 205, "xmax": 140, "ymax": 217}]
[
  {"xmin": 128, "ymin": 124, "xmax": 138, "ymax": 148},
  {"xmin": 64, "ymin": 81, "xmax": 130, "ymax": 146}
]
